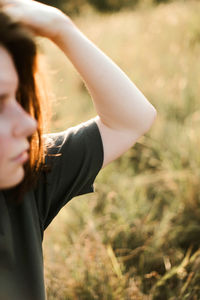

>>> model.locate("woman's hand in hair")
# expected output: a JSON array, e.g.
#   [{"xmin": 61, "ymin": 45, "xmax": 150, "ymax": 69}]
[{"xmin": 0, "ymin": 0, "xmax": 73, "ymax": 41}]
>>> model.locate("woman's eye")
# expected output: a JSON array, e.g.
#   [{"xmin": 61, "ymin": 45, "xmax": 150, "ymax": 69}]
[{"xmin": 0, "ymin": 94, "xmax": 8, "ymax": 112}]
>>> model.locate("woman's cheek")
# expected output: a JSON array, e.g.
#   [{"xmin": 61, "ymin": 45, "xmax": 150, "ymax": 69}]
[
  {"xmin": 0, "ymin": 142, "xmax": 8, "ymax": 187},
  {"xmin": 0, "ymin": 134, "xmax": 11, "ymax": 168}
]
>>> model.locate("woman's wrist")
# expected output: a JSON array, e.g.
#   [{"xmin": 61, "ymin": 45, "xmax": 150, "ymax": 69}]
[{"xmin": 50, "ymin": 10, "xmax": 77, "ymax": 45}]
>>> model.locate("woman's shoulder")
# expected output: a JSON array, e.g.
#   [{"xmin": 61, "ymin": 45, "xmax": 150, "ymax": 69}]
[{"xmin": 43, "ymin": 119, "xmax": 101, "ymax": 154}]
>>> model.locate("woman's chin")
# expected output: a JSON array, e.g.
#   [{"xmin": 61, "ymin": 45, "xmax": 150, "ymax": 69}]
[
  {"xmin": 11, "ymin": 167, "xmax": 25, "ymax": 186},
  {"xmin": 0, "ymin": 167, "xmax": 25, "ymax": 189}
]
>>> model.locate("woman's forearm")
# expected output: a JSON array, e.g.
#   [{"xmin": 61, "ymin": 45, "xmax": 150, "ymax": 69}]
[
  {"xmin": 52, "ymin": 16, "xmax": 156, "ymax": 134},
  {"xmin": 0, "ymin": 0, "xmax": 156, "ymax": 134}
]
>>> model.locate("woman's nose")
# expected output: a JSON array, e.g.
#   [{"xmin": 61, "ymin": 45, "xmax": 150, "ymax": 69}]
[{"xmin": 13, "ymin": 102, "xmax": 38, "ymax": 138}]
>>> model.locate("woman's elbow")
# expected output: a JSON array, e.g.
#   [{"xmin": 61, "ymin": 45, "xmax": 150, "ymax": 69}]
[{"xmin": 139, "ymin": 105, "xmax": 157, "ymax": 135}]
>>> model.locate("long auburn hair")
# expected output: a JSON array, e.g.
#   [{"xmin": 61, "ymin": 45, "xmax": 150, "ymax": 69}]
[{"xmin": 0, "ymin": 11, "xmax": 51, "ymax": 203}]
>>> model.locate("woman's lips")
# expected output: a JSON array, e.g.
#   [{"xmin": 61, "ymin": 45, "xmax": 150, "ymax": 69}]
[{"xmin": 12, "ymin": 150, "xmax": 29, "ymax": 164}]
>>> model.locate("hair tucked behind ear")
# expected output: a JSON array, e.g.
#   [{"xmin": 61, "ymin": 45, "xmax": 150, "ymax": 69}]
[{"xmin": 0, "ymin": 11, "xmax": 51, "ymax": 203}]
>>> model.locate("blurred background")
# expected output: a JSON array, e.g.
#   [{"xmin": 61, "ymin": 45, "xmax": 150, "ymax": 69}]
[{"xmin": 37, "ymin": 0, "xmax": 200, "ymax": 299}]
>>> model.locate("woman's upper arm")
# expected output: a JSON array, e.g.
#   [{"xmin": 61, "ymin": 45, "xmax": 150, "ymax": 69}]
[{"xmin": 94, "ymin": 116, "xmax": 141, "ymax": 169}]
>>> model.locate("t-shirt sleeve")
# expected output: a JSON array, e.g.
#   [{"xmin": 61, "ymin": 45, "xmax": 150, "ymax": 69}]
[{"xmin": 34, "ymin": 119, "xmax": 104, "ymax": 230}]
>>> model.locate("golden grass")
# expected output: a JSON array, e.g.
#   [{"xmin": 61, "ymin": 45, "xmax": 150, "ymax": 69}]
[{"xmin": 40, "ymin": 1, "xmax": 200, "ymax": 298}]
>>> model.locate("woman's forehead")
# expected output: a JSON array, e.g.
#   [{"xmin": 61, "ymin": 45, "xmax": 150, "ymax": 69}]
[{"xmin": 0, "ymin": 46, "xmax": 18, "ymax": 89}]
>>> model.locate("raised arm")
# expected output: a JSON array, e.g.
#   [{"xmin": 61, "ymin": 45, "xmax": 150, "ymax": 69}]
[
  {"xmin": 1, "ymin": 0, "xmax": 157, "ymax": 168},
  {"xmin": 52, "ymin": 18, "xmax": 157, "ymax": 167}
]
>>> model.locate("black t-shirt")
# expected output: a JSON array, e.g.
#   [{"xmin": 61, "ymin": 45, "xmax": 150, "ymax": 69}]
[{"xmin": 0, "ymin": 120, "xmax": 104, "ymax": 300}]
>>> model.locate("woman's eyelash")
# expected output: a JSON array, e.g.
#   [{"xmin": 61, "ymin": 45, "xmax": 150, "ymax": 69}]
[
  {"xmin": 0, "ymin": 94, "xmax": 8, "ymax": 112},
  {"xmin": 0, "ymin": 93, "xmax": 9, "ymax": 100}
]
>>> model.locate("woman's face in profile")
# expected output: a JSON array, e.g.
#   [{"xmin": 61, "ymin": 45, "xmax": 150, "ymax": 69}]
[{"xmin": 0, "ymin": 45, "xmax": 37, "ymax": 189}]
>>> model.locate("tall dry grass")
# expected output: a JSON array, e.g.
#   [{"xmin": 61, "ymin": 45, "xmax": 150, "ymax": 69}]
[{"xmin": 40, "ymin": 1, "xmax": 200, "ymax": 299}]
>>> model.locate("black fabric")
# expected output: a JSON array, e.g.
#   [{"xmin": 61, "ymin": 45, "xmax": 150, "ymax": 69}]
[{"xmin": 0, "ymin": 120, "xmax": 104, "ymax": 300}]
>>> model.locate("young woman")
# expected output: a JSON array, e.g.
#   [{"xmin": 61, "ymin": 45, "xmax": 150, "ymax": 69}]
[{"xmin": 0, "ymin": 0, "xmax": 156, "ymax": 299}]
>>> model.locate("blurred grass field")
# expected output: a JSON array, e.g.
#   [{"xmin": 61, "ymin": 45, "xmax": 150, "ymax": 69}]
[{"xmin": 40, "ymin": 1, "xmax": 200, "ymax": 299}]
